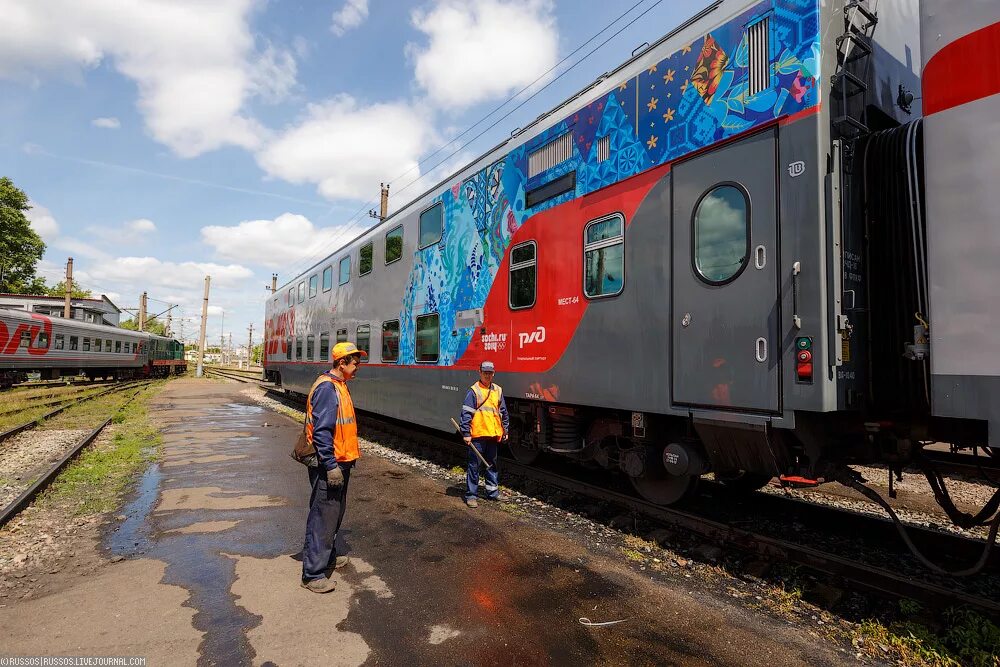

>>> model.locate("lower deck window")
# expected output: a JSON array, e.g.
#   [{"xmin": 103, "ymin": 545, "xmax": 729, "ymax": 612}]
[
  {"xmin": 320, "ymin": 333, "xmax": 330, "ymax": 361},
  {"xmin": 115, "ymin": 340, "xmax": 121, "ymax": 353},
  {"xmin": 296, "ymin": 337, "xmax": 303, "ymax": 361},
  {"xmin": 71, "ymin": 336, "xmax": 79, "ymax": 351},
  {"xmin": 584, "ymin": 214, "xmax": 625, "ymax": 298},
  {"xmin": 306, "ymin": 334, "xmax": 315, "ymax": 361},
  {"xmin": 83, "ymin": 338, "xmax": 91, "ymax": 352},
  {"xmin": 55, "ymin": 334, "xmax": 64, "ymax": 350},
  {"xmin": 286, "ymin": 337, "xmax": 292, "ymax": 361},
  {"xmin": 95, "ymin": 339, "xmax": 102, "ymax": 352},
  {"xmin": 415, "ymin": 313, "xmax": 439, "ymax": 363},
  {"xmin": 357, "ymin": 325, "xmax": 370, "ymax": 361},
  {"xmin": 382, "ymin": 320, "xmax": 399, "ymax": 362}
]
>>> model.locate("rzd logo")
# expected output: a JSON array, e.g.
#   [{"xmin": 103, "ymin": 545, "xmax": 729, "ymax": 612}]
[{"xmin": 518, "ymin": 326, "xmax": 546, "ymax": 348}]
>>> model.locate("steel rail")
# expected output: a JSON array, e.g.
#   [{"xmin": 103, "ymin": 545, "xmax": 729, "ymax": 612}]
[
  {"xmin": 0, "ymin": 380, "xmax": 150, "ymax": 445},
  {"xmin": 0, "ymin": 386, "xmax": 147, "ymax": 528}
]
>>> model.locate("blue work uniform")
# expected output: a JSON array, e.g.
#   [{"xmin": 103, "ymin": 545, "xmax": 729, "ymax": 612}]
[{"xmin": 459, "ymin": 381, "xmax": 509, "ymax": 501}]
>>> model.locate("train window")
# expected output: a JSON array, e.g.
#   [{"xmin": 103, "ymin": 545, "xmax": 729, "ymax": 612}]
[
  {"xmin": 19, "ymin": 331, "xmax": 30, "ymax": 348},
  {"xmin": 339, "ymin": 257, "xmax": 350, "ymax": 285},
  {"xmin": 693, "ymin": 184, "xmax": 749, "ymax": 284},
  {"xmin": 309, "ymin": 275, "xmax": 319, "ymax": 298},
  {"xmin": 332, "ymin": 328, "xmax": 345, "ymax": 344},
  {"xmin": 319, "ymin": 332, "xmax": 330, "ymax": 361},
  {"xmin": 306, "ymin": 334, "xmax": 315, "ymax": 361},
  {"xmin": 288, "ymin": 288, "xmax": 294, "ymax": 307},
  {"xmin": 584, "ymin": 214, "xmax": 625, "ymax": 298},
  {"xmin": 106, "ymin": 339, "xmax": 112, "ymax": 352},
  {"xmin": 55, "ymin": 334, "xmax": 64, "ymax": 350},
  {"xmin": 115, "ymin": 340, "xmax": 121, "ymax": 353},
  {"xmin": 509, "ymin": 241, "xmax": 537, "ymax": 309},
  {"xmin": 71, "ymin": 336, "xmax": 79, "ymax": 351},
  {"xmin": 356, "ymin": 325, "xmax": 370, "ymax": 361},
  {"xmin": 295, "ymin": 337, "xmax": 303, "ymax": 361},
  {"xmin": 286, "ymin": 337, "xmax": 292, "ymax": 361},
  {"xmin": 95, "ymin": 339, "xmax": 102, "ymax": 352},
  {"xmin": 415, "ymin": 313, "xmax": 439, "ymax": 363},
  {"xmin": 83, "ymin": 338, "xmax": 91, "ymax": 352},
  {"xmin": 381, "ymin": 320, "xmax": 400, "ymax": 362},
  {"xmin": 298, "ymin": 281, "xmax": 305, "ymax": 303},
  {"xmin": 385, "ymin": 226, "xmax": 403, "ymax": 265},
  {"xmin": 322, "ymin": 266, "xmax": 333, "ymax": 292},
  {"xmin": 418, "ymin": 203, "xmax": 443, "ymax": 249},
  {"xmin": 359, "ymin": 243, "xmax": 373, "ymax": 276}
]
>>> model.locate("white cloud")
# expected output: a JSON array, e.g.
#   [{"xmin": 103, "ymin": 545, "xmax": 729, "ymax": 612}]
[
  {"xmin": 82, "ymin": 218, "xmax": 157, "ymax": 246},
  {"xmin": 82, "ymin": 257, "xmax": 253, "ymax": 291},
  {"xmin": 26, "ymin": 201, "xmax": 59, "ymax": 241},
  {"xmin": 201, "ymin": 212, "xmax": 363, "ymax": 269},
  {"xmin": 331, "ymin": 0, "xmax": 369, "ymax": 36},
  {"xmin": 92, "ymin": 116, "xmax": 120, "ymax": 129},
  {"xmin": 128, "ymin": 218, "xmax": 157, "ymax": 233},
  {"xmin": 257, "ymin": 95, "xmax": 435, "ymax": 200},
  {"xmin": 408, "ymin": 0, "xmax": 558, "ymax": 109},
  {"xmin": 0, "ymin": 0, "xmax": 296, "ymax": 157}
]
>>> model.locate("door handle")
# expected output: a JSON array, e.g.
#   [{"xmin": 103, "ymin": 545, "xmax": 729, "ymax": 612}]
[
  {"xmin": 754, "ymin": 244, "xmax": 766, "ymax": 269},
  {"xmin": 755, "ymin": 337, "xmax": 767, "ymax": 363}
]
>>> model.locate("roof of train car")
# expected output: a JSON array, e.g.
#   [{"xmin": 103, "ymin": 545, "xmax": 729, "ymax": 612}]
[
  {"xmin": 275, "ymin": 0, "xmax": 760, "ymax": 293},
  {"xmin": 0, "ymin": 307, "xmax": 156, "ymax": 340}
]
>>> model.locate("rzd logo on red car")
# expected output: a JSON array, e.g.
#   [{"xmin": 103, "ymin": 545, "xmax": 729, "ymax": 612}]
[{"xmin": 0, "ymin": 314, "xmax": 52, "ymax": 356}]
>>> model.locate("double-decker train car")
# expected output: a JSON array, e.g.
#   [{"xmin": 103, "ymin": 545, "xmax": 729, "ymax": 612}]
[
  {"xmin": 263, "ymin": 0, "xmax": 999, "ymax": 519},
  {"xmin": 0, "ymin": 307, "xmax": 186, "ymax": 387}
]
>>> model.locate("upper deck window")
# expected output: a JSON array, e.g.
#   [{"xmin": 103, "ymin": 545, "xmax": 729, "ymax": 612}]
[
  {"xmin": 419, "ymin": 203, "xmax": 443, "ymax": 249},
  {"xmin": 308, "ymin": 274, "xmax": 318, "ymax": 298},
  {"xmin": 385, "ymin": 226, "xmax": 403, "ymax": 264},
  {"xmin": 322, "ymin": 266, "xmax": 333, "ymax": 291},
  {"xmin": 339, "ymin": 257, "xmax": 350, "ymax": 285},
  {"xmin": 509, "ymin": 241, "xmax": 537, "ymax": 310},
  {"xmin": 360, "ymin": 242, "xmax": 373, "ymax": 276},
  {"xmin": 297, "ymin": 282, "xmax": 305, "ymax": 303},
  {"xmin": 584, "ymin": 214, "xmax": 625, "ymax": 298}
]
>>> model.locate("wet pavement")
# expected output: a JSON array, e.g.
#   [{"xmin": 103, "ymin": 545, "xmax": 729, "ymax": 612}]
[{"xmin": 0, "ymin": 379, "xmax": 848, "ymax": 665}]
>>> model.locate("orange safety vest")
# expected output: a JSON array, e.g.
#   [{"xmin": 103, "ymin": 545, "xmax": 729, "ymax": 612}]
[
  {"xmin": 305, "ymin": 374, "xmax": 360, "ymax": 463},
  {"xmin": 469, "ymin": 381, "xmax": 504, "ymax": 439}
]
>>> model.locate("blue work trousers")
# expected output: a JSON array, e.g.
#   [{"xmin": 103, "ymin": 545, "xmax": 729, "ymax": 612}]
[
  {"xmin": 466, "ymin": 437, "xmax": 500, "ymax": 500},
  {"xmin": 302, "ymin": 462, "xmax": 353, "ymax": 581}
]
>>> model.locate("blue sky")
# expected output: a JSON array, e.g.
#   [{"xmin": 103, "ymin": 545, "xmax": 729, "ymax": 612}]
[{"xmin": 0, "ymin": 0, "xmax": 704, "ymax": 350}]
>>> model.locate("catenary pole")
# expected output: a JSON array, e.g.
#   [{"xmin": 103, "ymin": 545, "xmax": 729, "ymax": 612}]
[
  {"xmin": 63, "ymin": 258, "xmax": 73, "ymax": 319},
  {"xmin": 196, "ymin": 276, "xmax": 211, "ymax": 378}
]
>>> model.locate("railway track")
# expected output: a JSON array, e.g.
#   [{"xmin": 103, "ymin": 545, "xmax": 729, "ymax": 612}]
[
  {"xmin": 246, "ymin": 384, "xmax": 1000, "ymax": 619},
  {"xmin": 0, "ymin": 381, "xmax": 151, "ymax": 446},
  {"xmin": 3, "ymin": 378, "xmax": 118, "ymax": 393},
  {"xmin": 0, "ymin": 384, "xmax": 150, "ymax": 528}
]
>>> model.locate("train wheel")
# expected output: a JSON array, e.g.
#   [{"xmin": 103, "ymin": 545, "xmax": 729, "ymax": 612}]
[
  {"xmin": 716, "ymin": 470, "xmax": 773, "ymax": 492},
  {"xmin": 629, "ymin": 467, "xmax": 699, "ymax": 505},
  {"xmin": 506, "ymin": 418, "xmax": 539, "ymax": 465}
]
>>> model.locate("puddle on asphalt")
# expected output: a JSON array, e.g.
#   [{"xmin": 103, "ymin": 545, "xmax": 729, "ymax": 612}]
[{"xmin": 106, "ymin": 461, "xmax": 162, "ymax": 557}]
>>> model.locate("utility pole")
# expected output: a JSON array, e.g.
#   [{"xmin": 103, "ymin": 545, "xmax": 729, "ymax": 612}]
[
  {"xmin": 368, "ymin": 183, "xmax": 390, "ymax": 221},
  {"xmin": 196, "ymin": 276, "xmax": 211, "ymax": 378},
  {"xmin": 220, "ymin": 310, "xmax": 225, "ymax": 366},
  {"xmin": 247, "ymin": 323, "xmax": 254, "ymax": 369},
  {"xmin": 63, "ymin": 257, "xmax": 74, "ymax": 319},
  {"xmin": 138, "ymin": 291, "xmax": 147, "ymax": 331},
  {"xmin": 165, "ymin": 309, "xmax": 172, "ymax": 337},
  {"xmin": 228, "ymin": 333, "xmax": 232, "ymax": 366},
  {"xmin": 271, "ymin": 274, "xmax": 277, "ymax": 293}
]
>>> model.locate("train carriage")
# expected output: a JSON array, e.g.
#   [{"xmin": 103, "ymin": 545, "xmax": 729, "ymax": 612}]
[
  {"xmin": 263, "ymin": 0, "xmax": 999, "ymax": 513},
  {"xmin": 0, "ymin": 308, "xmax": 186, "ymax": 387}
]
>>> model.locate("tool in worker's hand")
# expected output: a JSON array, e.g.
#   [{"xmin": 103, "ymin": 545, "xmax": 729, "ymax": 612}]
[{"xmin": 450, "ymin": 417, "xmax": 492, "ymax": 469}]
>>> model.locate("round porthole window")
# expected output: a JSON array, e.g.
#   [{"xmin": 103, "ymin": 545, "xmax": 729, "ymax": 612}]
[{"xmin": 693, "ymin": 184, "xmax": 750, "ymax": 284}]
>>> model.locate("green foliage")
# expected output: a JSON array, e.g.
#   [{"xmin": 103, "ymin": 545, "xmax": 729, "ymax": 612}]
[
  {"xmin": 44, "ymin": 280, "xmax": 93, "ymax": 299},
  {"xmin": 251, "ymin": 343, "xmax": 263, "ymax": 365},
  {"xmin": 120, "ymin": 316, "xmax": 167, "ymax": 336},
  {"xmin": 856, "ymin": 609, "xmax": 1000, "ymax": 667},
  {"xmin": 0, "ymin": 177, "xmax": 46, "ymax": 293}
]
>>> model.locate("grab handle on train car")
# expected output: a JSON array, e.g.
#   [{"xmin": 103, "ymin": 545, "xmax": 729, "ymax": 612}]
[{"xmin": 792, "ymin": 261, "xmax": 802, "ymax": 329}]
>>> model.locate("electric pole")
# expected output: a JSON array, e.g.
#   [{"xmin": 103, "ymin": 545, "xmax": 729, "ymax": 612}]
[
  {"xmin": 228, "ymin": 333, "xmax": 232, "ymax": 366},
  {"xmin": 63, "ymin": 257, "xmax": 74, "ymax": 319},
  {"xmin": 247, "ymin": 323, "xmax": 254, "ymax": 369},
  {"xmin": 165, "ymin": 309, "xmax": 172, "ymax": 337},
  {"xmin": 271, "ymin": 274, "xmax": 277, "ymax": 293},
  {"xmin": 196, "ymin": 276, "xmax": 211, "ymax": 378},
  {"xmin": 138, "ymin": 291, "xmax": 147, "ymax": 331},
  {"xmin": 219, "ymin": 310, "xmax": 225, "ymax": 366}
]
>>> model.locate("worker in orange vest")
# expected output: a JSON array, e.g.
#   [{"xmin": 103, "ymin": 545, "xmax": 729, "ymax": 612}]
[
  {"xmin": 459, "ymin": 360, "xmax": 509, "ymax": 508},
  {"xmin": 301, "ymin": 341, "xmax": 366, "ymax": 593}
]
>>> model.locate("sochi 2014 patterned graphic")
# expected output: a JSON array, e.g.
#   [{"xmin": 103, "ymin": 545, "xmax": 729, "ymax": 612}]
[{"xmin": 397, "ymin": 0, "xmax": 819, "ymax": 366}]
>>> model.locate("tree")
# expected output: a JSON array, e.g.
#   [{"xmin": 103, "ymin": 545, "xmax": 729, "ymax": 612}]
[
  {"xmin": 251, "ymin": 343, "xmax": 263, "ymax": 365},
  {"xmin": 120, "ymin": 316, "xmax": 167, "ymax": 336},
  {"xmin": 0, "ymin": 177, "xmax": 47, "ymax": 294},
  {"xmin": 45, "ymin": 280, "xmax": 93, "ymax": 299}
]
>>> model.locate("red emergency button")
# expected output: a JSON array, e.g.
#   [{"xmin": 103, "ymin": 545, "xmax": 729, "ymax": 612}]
[
  {"xmin": 796, "ymin": 362, "xmax": 813, "ymax": 381},
  {"xmin": 796, "ymin": 349, "xmax": 812, "ymax": 363}
]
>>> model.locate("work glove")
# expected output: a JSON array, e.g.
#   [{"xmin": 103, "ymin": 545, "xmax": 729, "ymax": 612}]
[{"xmin": 326, "ymin": 466, "xmax": 345, "ymax": 488}]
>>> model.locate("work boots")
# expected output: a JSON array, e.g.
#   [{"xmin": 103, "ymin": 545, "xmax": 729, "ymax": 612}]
[
  {"xmin": 301, "ymin": 577, "xmax": 336, "ymax": 594},
  {"xmin": 465, "ymin": 497, "xmax": 478, "ymax": 508}
]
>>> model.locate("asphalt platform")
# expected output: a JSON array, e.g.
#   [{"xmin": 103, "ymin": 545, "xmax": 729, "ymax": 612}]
[{"xmin": 0, "ymin": 379, "xmax": 847, "ymax": 666}]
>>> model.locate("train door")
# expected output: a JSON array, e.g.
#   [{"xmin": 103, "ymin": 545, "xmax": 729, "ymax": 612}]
[{"xmin": 671, "ymin": 128, "xmax": 780, "ymax": 413}]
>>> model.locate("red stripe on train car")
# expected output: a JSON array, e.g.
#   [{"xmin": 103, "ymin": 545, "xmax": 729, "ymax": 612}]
[{"xmin": 923, "ymin": 21, "xmax": 1000, "ymax": 115}]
